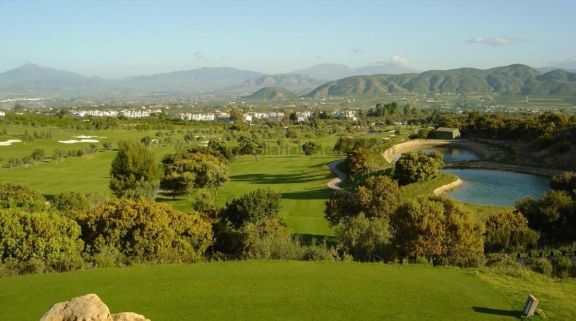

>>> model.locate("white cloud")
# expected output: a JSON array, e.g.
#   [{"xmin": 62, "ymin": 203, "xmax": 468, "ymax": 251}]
[
  {"xmin": 467, "ymin": 36, "xmax": 525, "ymax": 46},
  {"xmin": 373, "ymin": 55, "xmax": 409, "ymax": 66}
]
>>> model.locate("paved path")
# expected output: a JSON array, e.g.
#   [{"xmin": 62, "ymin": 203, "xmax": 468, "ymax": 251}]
[{"xmin": 327, "ymin": 159, "xmax": 347, "ymax": 191}]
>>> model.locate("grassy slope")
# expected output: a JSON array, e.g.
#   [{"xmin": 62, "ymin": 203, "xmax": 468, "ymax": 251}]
[{"xmin": 2, "ymin": 261, "xmax": 574, "ymax": 321}]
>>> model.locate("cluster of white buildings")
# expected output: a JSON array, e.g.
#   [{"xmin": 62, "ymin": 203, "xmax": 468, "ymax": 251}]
[
  {"xmin": 71, "ymin": 109, "xmax": 162, "ymax": 119},
  {"xmin": 0, "ymin": 111, "xmax": 5, "ymax": 117}
]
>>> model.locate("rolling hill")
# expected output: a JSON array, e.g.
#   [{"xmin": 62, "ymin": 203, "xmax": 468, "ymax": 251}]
[
  {"xmin": 306, "ymin": 64, "xmax": 576, "ymax": 98},
  {"xmin": 244, "ymin": 87, "xmax": 298, "ymax": 100}
]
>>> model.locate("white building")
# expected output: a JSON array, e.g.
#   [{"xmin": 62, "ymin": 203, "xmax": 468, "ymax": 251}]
[{"xmin": 0, "ymin": 111, "xmax": 5, "ymax": 117}]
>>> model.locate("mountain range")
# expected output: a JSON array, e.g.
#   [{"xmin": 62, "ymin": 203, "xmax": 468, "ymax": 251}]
[
  {"xmin": 1, "ymin": 63, "xmax": 575, "ymax": 99},
  {"xmin": 306, "ymin": 64, "xmax": 576, "ymax": 97}
]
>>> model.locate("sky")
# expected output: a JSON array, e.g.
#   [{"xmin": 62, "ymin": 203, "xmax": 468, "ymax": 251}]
[{"xmin": 1, "ymin": 0, "xmax": 575, "ymax": 78}]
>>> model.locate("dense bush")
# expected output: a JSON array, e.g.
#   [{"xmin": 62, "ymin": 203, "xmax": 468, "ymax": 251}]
[
  {"xmin": 82, "ymin": 198, "xmax": 213, "ymax": 264},
  {"xmin": 0, "ymin": 182, "xmax": 47, "ymax": 211},
  {"xmin": 0, "ymin": 209, "xmax": 84, "ymax": 273},
  {"xmin": 222, "ymin": 188, "xmax": 281, "ymax": 229},
  {"xmin": 484, "ymin": 211, "xmax": 539, "ymax": 253},
  {"xmin": 335, "ymin": 213, "xmax": 390, "ymax": 261},
  {"xmin": 391, "ymin": 196, "xmax": 484, "ymax": 267},
  {"xmin": 325, "ymin": 176, "xmax": 401, "ymax": 226},
  {"xmin": 241, "ymin": 218, "xmax": 302, "ymax": 260},
  {"xmin": 393, "ymin": 152, "xmax": 444, "ymax": 185}
]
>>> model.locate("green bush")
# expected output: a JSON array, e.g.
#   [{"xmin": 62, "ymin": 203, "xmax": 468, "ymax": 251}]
[
  {"xmin": 222, "ymin": 188, "xmax": 281, "ymax": 229},
  {"xmin": 241, "ymin": 218, "xmax": 302, "ymax": 260},
  {"xmin": 0, "ymin": 209, "xmax": 84, "ymax": 273},
  {"xmin": 485, "ymin": 253, "xmax": 519, "ymax": 268},
  {"xmin": 0, "ymin": 182, "xmax": 47, "ymax": 211},
  {"xmin": 302, "ymin": 244, "xmax": 337, "ymax": 261},
  {"xmin": 553, "ymin": 256, "xmax": 574, "ymax": 278},
  {"xmin": 83, "ymin": 198, "xmax": 213, "ymax": 263},
  {"xmin": 527, "ymin": 257, "xmax": 554, "ymax": 276},
  {"xmin": 336, "ymin": 213, "xmax": 391, "ymax": 262}
]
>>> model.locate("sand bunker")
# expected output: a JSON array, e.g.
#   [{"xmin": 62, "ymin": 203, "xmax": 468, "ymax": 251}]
[
  {"xmin": 73, "ymin": 135, "xmax": 103, "ymax": 139},
  {"xmin": 0, "ymin": 139, "xmax": 22, "ymax": 146},
  {"xmin": 58, "ymin": 139, "xmax": 100, "ymax": 144}
]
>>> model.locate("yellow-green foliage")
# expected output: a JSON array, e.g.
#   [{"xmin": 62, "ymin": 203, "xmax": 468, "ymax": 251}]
[
  {"xmin": 83, "ymin": 198, "xmax": 212, "ymax": 263},
  {"xmin": 0, "ymin": 209, "xmax": 84, "ymax": 272}
]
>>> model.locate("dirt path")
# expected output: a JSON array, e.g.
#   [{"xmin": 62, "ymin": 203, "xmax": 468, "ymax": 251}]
[{"xmin": 327, "ymin": 159, "xmax": 347, "ymax": 191}]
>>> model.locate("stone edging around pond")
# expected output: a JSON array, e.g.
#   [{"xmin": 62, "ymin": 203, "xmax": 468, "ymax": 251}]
[
  {"xmin": 433, "ymin": 177, "xmax": 464, "ymax": 196},
  {"xmin": 382, "ymin": 139, "xmax": 494, "ymax": 163}
]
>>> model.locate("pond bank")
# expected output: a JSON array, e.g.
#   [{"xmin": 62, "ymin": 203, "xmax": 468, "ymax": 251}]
[{"xmin": 382, "ymin": 139, "xmax": 495, "ymax": 163}]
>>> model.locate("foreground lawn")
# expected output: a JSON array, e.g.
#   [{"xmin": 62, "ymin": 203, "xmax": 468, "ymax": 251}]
[{"xmin": 2, "ymin": 261, "xmax": 574, "ymax": 321}]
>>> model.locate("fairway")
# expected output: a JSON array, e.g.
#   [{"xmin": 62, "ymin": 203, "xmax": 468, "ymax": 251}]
[{"xmin": 3, "ymin": 261, "xmax": 574, "ymax": 321}]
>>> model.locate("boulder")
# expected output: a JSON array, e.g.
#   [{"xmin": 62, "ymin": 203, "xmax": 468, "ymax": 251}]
[
  {"xmin": 112, "ymin": 312, "xmax": 150, "ymax": 321},
  {"xmin": 39, "ymin": 294, "xmax": 150, "ymax": 321}
]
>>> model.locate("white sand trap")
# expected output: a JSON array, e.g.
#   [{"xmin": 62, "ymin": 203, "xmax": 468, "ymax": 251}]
[
  {"xmin": 73, "ymin": 135, "xmax": 101, "ymax": 139},
  {"xmin": 0, "ymin": 139, "xmax": 22, "ymax": 146},
  {"xmin": 58, "ymin": 139, "xmax": 100, "ymax": 144}
]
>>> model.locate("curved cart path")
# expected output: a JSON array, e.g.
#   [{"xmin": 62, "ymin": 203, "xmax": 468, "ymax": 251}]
[{"xmin": 327, "ymin": 159, "xmax": 347, "ymax": 191}]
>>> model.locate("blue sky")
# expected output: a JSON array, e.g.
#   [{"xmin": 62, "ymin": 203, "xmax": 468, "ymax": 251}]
[{"xmin": 1, "ymin": 0, "xmax": 575, "ymax": 77}]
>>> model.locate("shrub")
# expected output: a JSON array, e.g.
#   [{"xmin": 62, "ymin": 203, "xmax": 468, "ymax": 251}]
[
  {"xmin": 241, "ymin": 218, "xmax": 302, "ymax": 260},
  {"xmin": 485, "ymin": 253, "xmax": 519, "ymax": 268},
  {"xmin": 553, "ymin": 256, "xmax": 574, "ymax": 278},
  {"xmin": 484, "ymin": 211, "xmax": 539, "ymax": 253},
  {"xmin": 83, "ymin": 198, "xmax": 213, "ymax": 263},
  {"xmin": 302, "ymin": 244, "xmax": 336, "ymax": 261},
  {"xmin": 393, "ymin": 152, "xmax": 444, "ymax": 185},
  {"xmin": 526, "ymin": 257, "xmax": 553, "ymax": 276},
  {"xmin": 0, "ymin": 209, "xmax": 84, "ymax": 273},
  {"xmin": 0, "ymin": 182, "xmax": 47, "ymax": 211},
  {"xmin": 335, "ymin": 213, "xmax": 391, "ymax": 262},
  {"xmin": 222, "ymin": 189, "xmax": 281, "ymax": 229}
]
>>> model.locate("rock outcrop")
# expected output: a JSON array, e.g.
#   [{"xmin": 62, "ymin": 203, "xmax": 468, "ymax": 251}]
[{"xmin": 39, "ymin": 294, "xmax": 150, "ymax": 321}]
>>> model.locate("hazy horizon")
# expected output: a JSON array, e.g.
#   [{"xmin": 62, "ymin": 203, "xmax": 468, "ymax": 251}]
[{"xmin": 1, "ymin": 0, "xmax": 575, "ymax": 78}]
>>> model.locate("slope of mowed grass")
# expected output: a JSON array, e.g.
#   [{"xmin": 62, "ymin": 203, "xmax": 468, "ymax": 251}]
[
  {"xmin": 214, "ymin": 155, "xmax": 339, "ymax": 235},
  {"xmin": 2, "ymin": 261, "xmax": 569, "ymax": 321}
]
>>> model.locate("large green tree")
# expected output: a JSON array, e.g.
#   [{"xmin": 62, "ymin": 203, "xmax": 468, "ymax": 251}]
[
  {"xmin": 393, "ymin": 152, "xmax": 444, "ymax": 185},
  {"xmin": 324, "ymin": 176, "xmax": 401, "ymax": 226},
  {"xmin": 160, "ymin": 152, "xmax": 228, "ymax": 199},
  {"xmin": 346, "ymin": 145, "xmax": 370, "ymax": 180},
  {"xmin": 391, "ymin": 196, "xmax": 484, "ymax": 267},
  {"xmin": 222, "ymin": 188, "xmax": 281, "ymax": 229},
  {"xmin": 109, "ymin": 141, "xmax": 162, "ymax": 200}
]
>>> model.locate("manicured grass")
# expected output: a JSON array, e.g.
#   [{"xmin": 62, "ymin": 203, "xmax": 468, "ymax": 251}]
[
  {"xmin": 3, "ymin": 261, "xmax": 574, "ymax": 321},
  {"xmin": 213, "ymin": 155, "xmax": 339, "ymax": 236}
]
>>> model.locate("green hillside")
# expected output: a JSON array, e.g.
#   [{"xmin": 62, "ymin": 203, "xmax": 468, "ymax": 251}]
[
  {"xmin": 244, "ymin": 87, "xmax": 298, "ymax": 100},
  {"xmin": 306, "ymin": 64, "xmax": 576, "ymax": 97},
  {"xmin": 1, "ymin": 261, "xmax": 574, "ymax": 321}
]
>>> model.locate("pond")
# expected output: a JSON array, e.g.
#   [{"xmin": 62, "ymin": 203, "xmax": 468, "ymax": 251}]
[
  {"xmin": 442, "ymin": 168, "xmax": 549, "ymax": 206},
  {"xmin": 407, "ymin": 146, "xmax": 481, "ymax": 162},
  {"xmin": 396, "ymin": 145, "xmax": 549, "ymax": 206}
]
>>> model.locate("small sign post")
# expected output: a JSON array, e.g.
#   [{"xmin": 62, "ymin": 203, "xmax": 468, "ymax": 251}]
[{"xmin": 523, "ymin": 295, "xmax": 539, "ymax": 317}]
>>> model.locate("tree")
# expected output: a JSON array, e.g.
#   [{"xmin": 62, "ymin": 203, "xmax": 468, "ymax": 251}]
[
  {"xmin": 391, "ymin": 196, "xmax": 484, "ymax": 267},
  {"xmin": 515, "ymin": 190, "xmax": 575, "ymax": 243},
  {"xmin": 230, "ymin": 107, "xmax": 244, "ymax": 123},
  {"xmin": 160, "ymin": 152, "xmax": 228, "ymax": 199},
  {"xmin": 207, "ymin": 140, "xmax": 234, "ymax": 161},
  {"xmin": 0, "ymin": 182, "xmax": 47, "ymax": 211},
  {"xmin": 30, "ymin": 148, "xmax": 45, "ymax": 162},
  {"xmin": 393, "ymin": 152, "xmax": 444, "ymax": 185},
  {"xmin": 237, "ymin": 135, "xmax": 265, "ymax": 161},
  {"xmin": 109, "ymin": 141, "xmax": 162, "ymax": 200},
  {"xmin": 53, "ymin": 149, "xmax": 66, "ymax": 162},
  {"xmin": 0, "ymin": 209, "xmax": 84, "ymax": 272},
  {"xmin": 222, "ymin": 188, "xmax": 281, "ymax": 229},
  {"xmin": 289, "ymin": 112, "xmax": 299, "ymax": 123},
  {"xmin": 51, "ymin": 192, "xmax": 92, "ymax": 218},
  {"xmin": 346, "ymin": 145, "xmax": 370, "ymax": 180},
  {"xmin": 484, "ymin": 211, "xmax": 539, "ymax": 253},
  {"xmin": 301, "ymin": 141, "xmax": 321, "ymax": 156},
  {"xmin": 83, "ymin": 198, "xmax": 212, "ymax": 263},
  {"xmin": 550, "ymin": 171, "xmax": 576, "ymax": 198},
  {"xmin": 335, "ymin": 213, "xmax": 391, "ymax": 261},
  {"xmin": 324, "ymin": 176, "xmax": 400, "ymax": 226}
]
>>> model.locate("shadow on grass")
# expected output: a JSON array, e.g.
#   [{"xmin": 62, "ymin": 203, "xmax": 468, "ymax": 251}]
[
  {"xmin": 281, "ymin": 189, "xmax": 331, "ymax": 200},
  {"xmin": 472, "ymin": 307, "xmax": 523, "ymax": 319},
  {"xmin": 231, "ymin": 173, "xmax": 328, "ymax": 185}
]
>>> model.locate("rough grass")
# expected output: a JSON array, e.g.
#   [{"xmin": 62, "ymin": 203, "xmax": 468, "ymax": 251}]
[{"xmin": 3, "ymin": 261, "xmax": 574, "ymax": 321}]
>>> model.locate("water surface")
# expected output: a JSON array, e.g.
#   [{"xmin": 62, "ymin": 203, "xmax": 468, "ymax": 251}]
[{"xmin": 442, "ymin": 168, "xmax": 549, "ymax": 206}]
